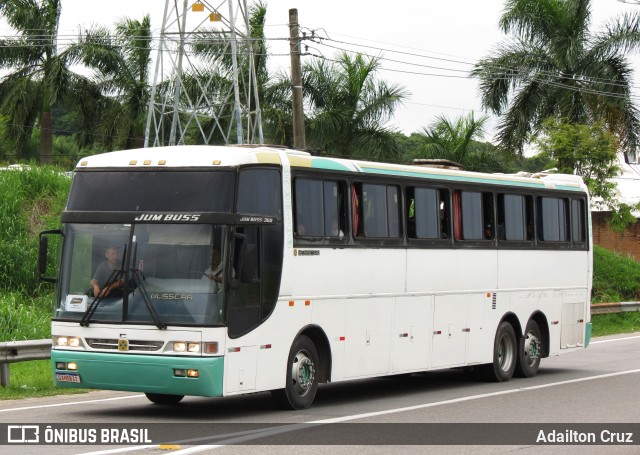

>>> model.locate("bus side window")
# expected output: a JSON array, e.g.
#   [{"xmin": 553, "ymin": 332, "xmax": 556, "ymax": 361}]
[
  {"xmin": 497, "ymin": 194, "xmax": 534, "ymax": 242},
  {"xmin": 454, "ymin": 190, "xmax": 494, "ymax": 241},
  {"xmin": 571, "ymin": 199, "xmax": 586, "ymax": 244},
  {"xmin": 537, "ymin": 196, "xmax": 570, "ymax": 242},
  {"xmin": 294, "ymin": 178, "xmax": 347, "ymax": 239},
  {"xmin": 355, "ymin": 182, "xmax": 401, "ymax": 238}
]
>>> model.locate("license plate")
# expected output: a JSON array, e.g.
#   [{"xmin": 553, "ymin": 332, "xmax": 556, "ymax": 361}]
[{"xmin": 56, "ymin": 373, "xmax": 81, "ymax": 383}]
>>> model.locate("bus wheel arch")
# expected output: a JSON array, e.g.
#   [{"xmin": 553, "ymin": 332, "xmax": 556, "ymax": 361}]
[{"xmin": 297, "ymin": 325, "xmax": 332, "ymax": 383}]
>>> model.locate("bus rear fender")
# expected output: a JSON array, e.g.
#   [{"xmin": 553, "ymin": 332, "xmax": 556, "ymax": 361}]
[{"xmin": 295, "ymin": 325, "xmax": 332, "ymax": 383}]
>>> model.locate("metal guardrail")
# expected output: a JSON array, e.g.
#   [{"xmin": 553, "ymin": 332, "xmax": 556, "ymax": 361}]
[
  {"xmin": 590, "ymin": 301, "xmax": 640, "ymax": 315},
  {"xmin": 0, "ymin": 339, "xmax": 51, "ymax": 387},
  {"xmin": 0, "ymin": 302, "xmax": 638, "ymax": 387}
]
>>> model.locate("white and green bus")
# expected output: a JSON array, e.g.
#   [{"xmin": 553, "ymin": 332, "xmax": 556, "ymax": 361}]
[{"xmin": 40, "ymin": 145, "xmax": 592, "ymax": 409}]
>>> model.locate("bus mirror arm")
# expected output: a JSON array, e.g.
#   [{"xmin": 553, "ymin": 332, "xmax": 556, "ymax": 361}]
[{"xmin": 38, "ymin": 229, "xmax": 63, "ymax": 283}]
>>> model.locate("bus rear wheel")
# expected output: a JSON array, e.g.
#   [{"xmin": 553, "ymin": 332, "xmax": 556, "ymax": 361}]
[
  {"xmin": 515, "ymin": 320, "xmax": 542, "ymax": 378},
  {"xmin": 271, "ymin": 335, "xmax": 319, "ymax": 410},
  {"xmin": 477, "ymin": 321, "xmax": 517, "ymax": 382},
  {"xmin": 145, "ymin": 393, "xmax": 184, "ymax": 405}
]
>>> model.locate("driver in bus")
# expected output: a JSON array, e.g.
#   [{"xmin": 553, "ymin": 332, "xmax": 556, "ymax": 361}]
[{"xmin": 89, "ymin": 245, "xmax": 125, "ymax": 298}]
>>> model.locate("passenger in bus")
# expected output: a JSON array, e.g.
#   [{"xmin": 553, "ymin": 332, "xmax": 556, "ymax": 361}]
[
  {"xmin": 89, "ymin": 245, "xmax": 125, "ymax": 298},
  {"xmin": 202, "ymin": 247, "xmax": 224, "ymax": 284}
]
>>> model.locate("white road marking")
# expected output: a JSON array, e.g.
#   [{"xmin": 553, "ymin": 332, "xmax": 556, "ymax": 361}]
[
  {"xmin": 590, "ymin": 334, "xmax": 640, "ymax": 344},
  {"xmin": 78, "ymin": 367, "xmax": 640, "ymax": 455},
  {"xmin": 0, "ymin": 394, "xmax": 145, "ymax": 413}
]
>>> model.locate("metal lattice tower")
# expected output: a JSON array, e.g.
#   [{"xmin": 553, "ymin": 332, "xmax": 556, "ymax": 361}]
[{"xmin": 144, "ymin": 0, "xmax": 263, "ymax": 147}]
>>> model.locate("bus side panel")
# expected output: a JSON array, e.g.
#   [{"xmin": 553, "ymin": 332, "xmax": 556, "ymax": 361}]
[
  {"xmin": 224, "ymin": 300, "xmax": 311, "ymax": 395},
  {"xmin": 391, "ymin": 296, "xmax": 433, "ymax": 373},
  {"xmin": 497, "ymin": 250, "xmax": 590, "ymax": 355}
]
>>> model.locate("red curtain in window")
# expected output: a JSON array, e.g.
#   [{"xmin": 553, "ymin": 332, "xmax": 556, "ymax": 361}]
[
  {"xmin": 351, "ymin": 184, "xmax": 359, "ymax": 237},
  {"xmin": 453, "ymin": 190, "xmax": 462, "ymax": 240}
]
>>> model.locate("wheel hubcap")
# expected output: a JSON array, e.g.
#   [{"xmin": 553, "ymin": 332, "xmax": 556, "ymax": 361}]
[
  {"xmin": 523, "ymin": 331, "xmax": 540, "ymax": 367},
  {"xmin": 291, "ymin": 350, "xmax": 315, "ymax": 396}
]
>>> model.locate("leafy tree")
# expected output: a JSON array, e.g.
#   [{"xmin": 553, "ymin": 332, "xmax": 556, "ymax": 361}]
[
  {"xmin": 78, "ymin": 15, "xmax": 153, "ymax": 150},
  {"xmin": 301, "ymin": 53, "xmax": 408, "ymax": 161},
  {"xmin": 0, "ymin": 0, "xmax": 101, "ymax": 162},
  {"xmin": 472, "ymin": 0, "xmax": 640, "ymax": 157},
  {"xmin": 405, "ymin": 113, "xmax": 511, "ymax": 172},
  {"xmin": 536, "ymin": 118, "xmax": 639, "ymax": 231}
]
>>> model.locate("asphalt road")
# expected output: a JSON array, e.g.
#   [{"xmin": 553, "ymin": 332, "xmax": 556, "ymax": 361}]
[{"xmin": 1, "ymin": 333, "xmax": 640, "ymax": 455}]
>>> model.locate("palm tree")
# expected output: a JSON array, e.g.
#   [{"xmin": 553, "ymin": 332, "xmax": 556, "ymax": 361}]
[
  {"xmin": 78, "ymin": 16, "xmax": 153, "ymax": 150},
  {"xmin": 302, "ymin": 53, "xmax": 408, "ymax": 161},
  {"xmin": 0, "ymin": 0, "xmax": 89, "ymax": 162},
  {"xmin": 407, "ymin": 113, "xmax": 510, "ymax": 172},
  {"xmin": 471, "ymin": 0, "xmax": 640, "ymax": 157}
]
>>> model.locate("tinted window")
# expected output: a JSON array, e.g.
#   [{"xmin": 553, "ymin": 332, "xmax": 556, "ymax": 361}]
[
  {"xmin": 294, "ymin": 179, "xmax": 345, "ymax": 238},
  {"xmin": 538, "ymin": 197, "xmax": 569, "ymax": 242},
  {"xmin": 461, "ymin": 191, "xmax": 483, "ymax": 240},
  {"xmin": 237, "ymin": 168, "xmax": 282, "ymax": 217},
  {"xmin": 295, "ymin": 179, "xmax": 324, "ymax": 236},
  {"xmin": 572, "ymin": 199, "xmax": 586, "ymax": 243},
  {"xmin": 414, "ymin": 188, "xmax": 439, "ymax": 238},
  {"xmin": 68, "ymin": 171, "xmax": 234, "ymax": 212},
  {"xmin": 498, "ymin": 194, "xmax": 532, "ymax": 241},
  {"xmin": 356, "ymin": 183, "xmax": 400, "ymax": 238}
]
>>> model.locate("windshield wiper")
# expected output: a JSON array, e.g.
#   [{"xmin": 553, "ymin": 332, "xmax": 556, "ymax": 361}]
[
  {"xmin": 130, "ymin": 269, "xmax": 167, "ymax": 330},
  {"xmin": 80, "ymin": 268, "xmax": 124, "ymax": 327}
]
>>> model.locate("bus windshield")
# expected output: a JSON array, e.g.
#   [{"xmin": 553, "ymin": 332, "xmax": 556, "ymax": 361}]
[{"xmin": 56, "ymin": 223, "xmax": 229, "ymax": 326}]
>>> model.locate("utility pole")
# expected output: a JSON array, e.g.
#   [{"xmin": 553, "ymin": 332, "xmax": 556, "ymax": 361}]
[{"xmin": 289, "ymin": 8, "xmax": 306, "ymax": 150}]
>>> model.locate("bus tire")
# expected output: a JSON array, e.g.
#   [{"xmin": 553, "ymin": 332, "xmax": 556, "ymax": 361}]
[
  {"xmin": 271, "ymin": 335, "xmax": 319, "ymax": 410},
  {"xmin": 145, "ymin": 393, "xmax": 184, "ymax": 405},
  {"xmin": 477, "ymin": 321, "xmax": 517, "ymax": 382},
  {"xmin": 515, "ymin": 320, "xmax": 542, "ymax": 378}
]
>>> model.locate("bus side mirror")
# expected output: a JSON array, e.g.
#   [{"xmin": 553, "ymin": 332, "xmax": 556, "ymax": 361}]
[{"xmin": 38, "ymin": 230, "xmax": 63, "ymax": 283}]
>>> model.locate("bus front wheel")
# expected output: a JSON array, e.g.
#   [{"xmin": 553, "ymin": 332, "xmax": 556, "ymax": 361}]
[
  {"xmin": 145, "ymin": 393, "xmax": 184, "ymax": 405},
  {"xmin": 272, "ymin": 335, "xmax": 319, "ymax": 410},
  {"xmin": 477, "ymin": 321, "xmax": 517, "ymax": 382},
  {"xmin": 515, "ymin": 320, "xmax": 542, "ymax": 378}
]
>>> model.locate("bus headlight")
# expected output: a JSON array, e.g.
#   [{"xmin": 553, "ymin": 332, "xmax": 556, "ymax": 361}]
[
  {"xmin": 173, "ymin": 342, "xmax": 201, "ymax": 353},
  {"xmin": 54, "ymin": 336, "xmax": 81, "ymax": 347}
]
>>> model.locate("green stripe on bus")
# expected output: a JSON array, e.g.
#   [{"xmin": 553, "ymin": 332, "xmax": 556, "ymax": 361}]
[
  {"xmin": 359, "ymin": 166, "xmax": 544, "ymax": 187},
  {"xmin": 311, "ymin": 158, "xmax": 352, "ymax": 172},
  {"xmin": 359, "ymin": 166, "xmax": 582, "ymax": 191},
  {"xmin": 51, "ymin": 350, "xmax": 224, "ymax": 397}
]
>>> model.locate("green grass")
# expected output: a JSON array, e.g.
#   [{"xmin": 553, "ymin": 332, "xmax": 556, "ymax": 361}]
[
  {"xmin": 592, "ymin": 245, "xmax": 640, "ymax": 303},
  {"xmin": 591, "ymin": 312, "xmax": 640, "ymax": 338},
  {"xmin": 0, "ymin": 293, "xmax": 52, "ymax": 341},
  {"xmin": 0, "ymin": 360, "xmax": 87, "ymax": 400}
]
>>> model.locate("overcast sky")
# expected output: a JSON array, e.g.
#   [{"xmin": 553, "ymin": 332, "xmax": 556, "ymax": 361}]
[{"xmin": 7, "ymin": 0, "xmax": 640, "ymax": 140}]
